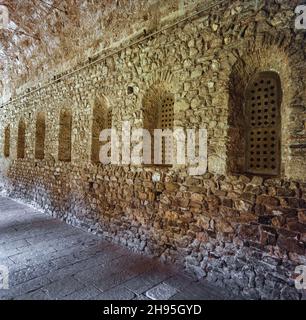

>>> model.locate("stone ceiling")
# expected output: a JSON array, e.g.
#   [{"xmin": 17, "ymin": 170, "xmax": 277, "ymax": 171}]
[{"xmin": 0, "ymin": 0, "xmax": 183, "ymax": 103}]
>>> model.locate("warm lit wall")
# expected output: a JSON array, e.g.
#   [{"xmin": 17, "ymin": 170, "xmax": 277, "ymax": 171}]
[{"xmin": 0, "ymin": 0, "xmax": 305, "ymax": 300}]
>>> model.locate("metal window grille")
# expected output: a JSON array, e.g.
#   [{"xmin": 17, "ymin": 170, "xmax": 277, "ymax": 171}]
[{"xmin": 245, "ymin": 72, "xmax": 281, "ymax": 175}]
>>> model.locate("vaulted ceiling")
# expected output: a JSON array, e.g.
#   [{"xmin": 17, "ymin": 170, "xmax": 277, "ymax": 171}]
[
  {"xmin": 0, "ymin": 0, "xmax": 179, "ymax": 102},
  {"xmin": 2, "ymin": 0, "xmax": 300, "ymax": 104}
]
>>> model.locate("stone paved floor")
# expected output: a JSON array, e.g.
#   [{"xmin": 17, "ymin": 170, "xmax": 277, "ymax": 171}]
[{"xmin": 0, "ymin": 196, "xmax": 233, "ymax": 300}]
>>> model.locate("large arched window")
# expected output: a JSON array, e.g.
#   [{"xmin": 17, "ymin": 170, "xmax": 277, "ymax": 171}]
[
  {"xmin": 58, "ymin": 109, "xmax": 72, "ymax": 162},
  {"xmin": 91, "ymin": 96, "xmax": 109, "ymax": 163},
  {"xmin": 143, "ymin": 85, "xmax": 174, "ymax": 165},
  {"xmin": 35, "ymin": 112, "xmax": 46, "ymax": 160},
  {"xmin": 17, "ymin": 119, "xmax": 26, "ymax": 159},
  {"xmin": 245, "ymin": 72, "xmax": 282, "ymax": 175},
  {"xmin": 3, "ymin": 125, "xmax": 10, "ymax": 158}
]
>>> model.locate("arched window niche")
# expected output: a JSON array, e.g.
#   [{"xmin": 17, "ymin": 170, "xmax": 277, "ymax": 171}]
[
  {"xmin": 17, "ymin": 118, "xmax": 26, "ymax": 159},
  {"xmin": 143, "ymin": 84, "xmax": 174, "ymax": 166},
  {"xmin": 3, "ymin": 125, "xmax": 10, "ymax": 158},
  {"xmin": 58, "ymin": 109, "xmax": 72, "ymax": 162},
  {"xmin": 35, "ymin": 112, "xmax": 46, "ymax": 160},
  {"xmin": 245, "ymin": 72, "xmax": 282, "ymax": 175},
  {"xmin": 228, "ymin": 70, "xmax": 282, "ymax": 176},
  {"xmin": 91, "ymin": 95, "xmax": 111, "ymax": 163}
]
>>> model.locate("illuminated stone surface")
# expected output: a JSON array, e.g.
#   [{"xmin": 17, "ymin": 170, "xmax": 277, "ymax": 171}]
[{"xmin": 0, "ymin": 1, "xmax": 305, "ymax": 300}]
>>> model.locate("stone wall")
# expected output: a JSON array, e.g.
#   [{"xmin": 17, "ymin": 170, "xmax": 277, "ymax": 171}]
[{"xmin": 0, "ymin": 0, "xmax": 305, "ymax": 299}]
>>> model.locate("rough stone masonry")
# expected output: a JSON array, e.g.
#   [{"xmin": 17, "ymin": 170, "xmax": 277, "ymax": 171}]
[{"xmin": 0, "ymin": 0, "xmax": 305, "ymax": 300}]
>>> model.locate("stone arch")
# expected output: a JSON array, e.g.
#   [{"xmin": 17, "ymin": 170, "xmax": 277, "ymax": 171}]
[
  {"xmin": 227, "ymin": 44, "xmax": 304, "ymax": 178},
  {"xmin": 91, "ymin": 94, "xmax": 110, "ymax": 163},
  {"xmin": 35, "ymin": 112, "xmax": 46, "ymax": 160},
  {"xmin": 17, "ymin": 118, "xmax": 26, "ymax": 159},
  {"xmin": 58, "ymin": 108, "xmax": 72, "ymax": 162},
  {"xmin": 3, "ymin": 125, "xmax": 10, "ymax": 158}
]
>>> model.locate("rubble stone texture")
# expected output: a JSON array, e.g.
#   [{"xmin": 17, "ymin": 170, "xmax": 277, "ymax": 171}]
[
  {"xmin": 0, "ymin": 197, "xmax": 231, "ymax": 300},
  {"xmin": 0, "ymin": 0, "xmax": 306, "ymax": 300}
]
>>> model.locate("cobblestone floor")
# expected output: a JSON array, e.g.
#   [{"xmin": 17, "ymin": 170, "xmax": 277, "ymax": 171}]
[{"xmin": 0, "ymin": 196, "xmax": 233, "ymax": 300}]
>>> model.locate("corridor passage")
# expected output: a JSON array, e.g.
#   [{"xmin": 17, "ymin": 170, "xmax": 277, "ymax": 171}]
[{"xmin": 0, "ymin": 196, "xmax": 232, "ymax": 300}]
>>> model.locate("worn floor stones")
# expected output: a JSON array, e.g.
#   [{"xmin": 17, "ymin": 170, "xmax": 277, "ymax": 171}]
[
  {"xmin": 0, "ymin": 1, "xmax": 305, "ymax": 301},
  {"xmin": 0, "ymin": 196, "xmax": 232, "ymax": 300}
]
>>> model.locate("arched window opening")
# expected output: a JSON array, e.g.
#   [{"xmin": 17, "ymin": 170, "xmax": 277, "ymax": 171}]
[
  {"xmin": 91, "ymin": 96, "xmax": 109, "ymax": 163},
  {"xmin": 35, "ymin": 112, "xmax": 46, "ymax": 160},
  {"xmin": 245, "ymin": 72, "xmax": 282, "ymax": 175},
  {"xmin": 158, "ymin": 94, "xmax": 174, "ymax": 165},
  {"xmin": 4, "ymin": 125, "xmax": 10, "ymax": 158},
  {"xmin": 143, "ymin": 86, "xmax": 174, "ymax": 166},
  {"xmin": 58, "ymin": 109, "xmax": 72, "ymax": 162},
  {"xmin": 17, "ymin": 119, "xmax": 26, "ymax": 159},
  {"xmin": 106, "ymin": 108, "xmax": 112, "ymax": 158}
]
